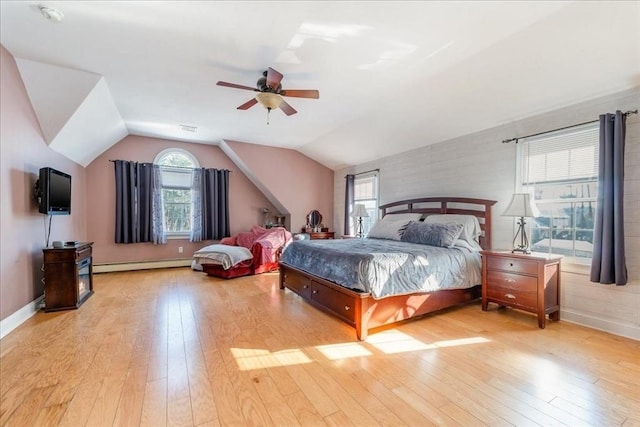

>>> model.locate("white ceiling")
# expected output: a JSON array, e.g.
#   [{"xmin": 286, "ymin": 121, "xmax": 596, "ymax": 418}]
[{"xmin": 1, "ymin": 1, "xmax": 639, "ymax": 170}]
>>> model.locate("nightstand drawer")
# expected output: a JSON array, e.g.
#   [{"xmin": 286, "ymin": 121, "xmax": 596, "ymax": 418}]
[
  {"xmin": 486, "ymin": 270, "xmax": 538, "ymax": 293},
  {"xmin": 486, "ymin": 287, "xmax": 537, "ymax": 311},
  {"xmin": 487, "ymin": 256, "xmax": 538, "ymax": 275}
]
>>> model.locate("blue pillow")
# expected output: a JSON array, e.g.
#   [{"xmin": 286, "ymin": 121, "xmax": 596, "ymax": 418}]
[{"xmin": 401, "ymin": 221, "xmax": 464, "ymax": 248}]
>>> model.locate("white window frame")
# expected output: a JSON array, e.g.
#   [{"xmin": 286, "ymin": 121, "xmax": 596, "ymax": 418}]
[
  {"xmin": 154, "ymin": 148, "xmax": 199, "ymax": 239},
  {"xmin": 352, "ymin": 171, "xmax": 379, "ymax": 236},
  {"xmin": 515, "ymin": 123, "xmax": 599, "ymax": 265}
]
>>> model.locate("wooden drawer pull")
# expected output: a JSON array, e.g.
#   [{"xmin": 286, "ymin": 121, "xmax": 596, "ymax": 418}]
[
  {"xmin": 505, "ymin": 293, "xmax": 516, "ymax": 299},
  {"xmin": 303, "ymin": 285, "xmax": 308, "ymax": 289},
  {"xmin": 504, "ymin": 278, "xmax": 516, "ymax": 284},
  {"xmin": 312, "ymin": 290, "xmax": 318, "ymax": 294},
  {"xmin": 344, "ymin": 305, "xmax": 350, "ymax": 311}
]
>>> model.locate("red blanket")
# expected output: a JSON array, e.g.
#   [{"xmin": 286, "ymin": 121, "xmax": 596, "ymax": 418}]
[{"xmin": 222, "ymin": 225, "xmax": 292, "ymax": 270}]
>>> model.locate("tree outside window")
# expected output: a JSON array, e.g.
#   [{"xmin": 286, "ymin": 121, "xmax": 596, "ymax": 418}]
[{"xmin": 154, "ymin": 149, "xmax": 199, "ymax": 236}]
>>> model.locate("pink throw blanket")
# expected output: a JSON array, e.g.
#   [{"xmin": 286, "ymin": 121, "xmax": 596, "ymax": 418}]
[{"xmin": 223, "ymin": 226, "xmax": 292, "ymax": 266}]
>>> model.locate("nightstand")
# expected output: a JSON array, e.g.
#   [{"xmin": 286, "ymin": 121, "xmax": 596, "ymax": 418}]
[
  {"xmin": 309, "ymin": 231, "xmax": 334, "ymax": 240},
  {"xmin": 480, "ymin": 250, "xmax": 562, "ymax": 328}
]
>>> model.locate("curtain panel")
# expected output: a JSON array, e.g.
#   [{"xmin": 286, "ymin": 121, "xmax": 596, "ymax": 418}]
[
  {"xmin": 114, "ymin": 160, "xmax": 163, "ymax": 244},
  {"xmin": 344, "ymin": 174, "xmax": 355, "ymax": 235},
  {"xmin": 590, "ymin": 111, "xmax": 627, "ymax": 285},
  {"xmin": 190, "ymin": 168, "xmax": 230, "ymax": 242}
]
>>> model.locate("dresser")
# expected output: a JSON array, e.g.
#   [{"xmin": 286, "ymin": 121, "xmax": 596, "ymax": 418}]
[
  {"xmin": 309, "ymin": 231, "xmax": 335, "ymax": 240},
  {"xmin": 480, "ymin": 250, "xmax": 562, "ymax": 328}
]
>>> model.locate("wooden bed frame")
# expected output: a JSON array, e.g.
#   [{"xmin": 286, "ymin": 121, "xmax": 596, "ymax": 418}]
[{"xmin": 279, "ymin": 197, "xmax": 496, "ymax": 340}]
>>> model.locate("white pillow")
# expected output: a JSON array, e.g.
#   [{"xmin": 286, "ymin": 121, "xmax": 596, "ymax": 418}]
[
  {"xmin": 381, "ymin": 212, "xmax": 423, "ymax": 222},
  {"xmin": 367, "ymin": 218, "xmax": 413, "ymax": 240},
  {"xmin": 452, "ymin": 238, "xmax": 482, "ymax": 252},
  {"xmin": 423, "ymin": 214, "xmax": 482, "ymax": 245}
]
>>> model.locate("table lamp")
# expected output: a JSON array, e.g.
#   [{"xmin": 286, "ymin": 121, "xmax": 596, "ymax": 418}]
[
  {"xmin": 502, "ymin": 193, "xmax": 540, "ymax": 254},
  {"xmin": 352, "ymin": 204, "xmax": 369, "ymax": 238}
]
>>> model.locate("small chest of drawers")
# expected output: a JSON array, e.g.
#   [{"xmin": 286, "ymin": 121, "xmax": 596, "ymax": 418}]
[
  {"xmin": 481, "ymin": 250, "xmax": 562, "ymax": 328},
  {"xmin": 309, "ymin": 231, "xmax": 334, "ymax": 240}
]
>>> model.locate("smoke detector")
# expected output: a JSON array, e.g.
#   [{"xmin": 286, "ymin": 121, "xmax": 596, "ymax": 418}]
[{"xmin": 38, "ymin": 5, "xmax": 64, "ymax": 22}]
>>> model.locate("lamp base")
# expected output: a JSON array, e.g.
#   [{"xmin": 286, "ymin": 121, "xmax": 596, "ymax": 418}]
[
  {"xmin": 511, "ymin": 217, "xmax": 531, "ymax": 254},
  {"xmin": 511, "ymin": 247, "xmax": 531, "ymax": 254},
  {"xmin": 355, "ymin": 217, "xmax": 364, "ymax": 238}
]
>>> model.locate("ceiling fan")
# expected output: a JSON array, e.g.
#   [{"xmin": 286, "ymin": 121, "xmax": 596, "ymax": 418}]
[{"xmin": 216, "ymin": 67, "xmax": 319, "ymax": 119}]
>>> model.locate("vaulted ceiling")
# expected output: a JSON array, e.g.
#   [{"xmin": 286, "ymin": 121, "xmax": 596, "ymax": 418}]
[{"xmin": 1, "ymin": 1, "xmax": 638, "ymax": 169}]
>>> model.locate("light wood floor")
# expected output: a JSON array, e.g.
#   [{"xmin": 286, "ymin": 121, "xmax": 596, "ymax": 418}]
[{"xmin": 1, "ymin": 268, "xmax": 638, "ymax": 427}]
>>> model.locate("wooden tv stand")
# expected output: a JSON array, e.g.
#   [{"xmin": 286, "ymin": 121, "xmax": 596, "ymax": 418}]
[{"xmin": 43, "ymin": 242, "xmax": 94, "ymax": 312}]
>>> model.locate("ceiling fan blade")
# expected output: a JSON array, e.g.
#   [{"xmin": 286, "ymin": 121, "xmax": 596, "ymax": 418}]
[
  {"xmin": 217, "ymin": 81, "xmax": 258, "ymax": 91},
  {"xmin": 279, "ymin": 100, "xmax": 297, "ymax": 116},
  {"xmin": 237, "ymin": 98, "xmax": 258, "ymax": 110},
  {"xmin": 280, "ymin": 89, "xmax": 320, "ymax": 99},
  {"xmin": 266, "ymin": 67, "xmax": 284, "ymax": 90}
]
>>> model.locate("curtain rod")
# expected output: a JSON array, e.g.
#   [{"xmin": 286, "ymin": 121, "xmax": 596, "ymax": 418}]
[
  {"xmin": 345, "ymin": 168, "xmax": 380, "ymax": 178},
  {"xmin": 502, "ymin": 109, "xmax": 638, "ymax": 144},
  {"xmin": 108, "ymin": 160, "xmax": 231, "ymax": 172}
]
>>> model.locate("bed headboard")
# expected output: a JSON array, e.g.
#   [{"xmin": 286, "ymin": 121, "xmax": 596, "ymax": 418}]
[{"xmin": 379, "ymin": 197, "xmax": 497, "ymax": 250}]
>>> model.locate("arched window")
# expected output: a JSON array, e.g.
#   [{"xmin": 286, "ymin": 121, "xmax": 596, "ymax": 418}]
[{"xmin": 154, "ymin": 149, "xmax": 199, "ymax": 236}]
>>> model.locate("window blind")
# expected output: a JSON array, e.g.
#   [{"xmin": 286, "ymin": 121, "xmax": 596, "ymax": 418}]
[
  {"xmin": 521, "ymin": 123, "xmax": 599, "ymax": 187},
  {"xmin": 160, "ymin": 167, "xmax": 194, "ymax": 188}
]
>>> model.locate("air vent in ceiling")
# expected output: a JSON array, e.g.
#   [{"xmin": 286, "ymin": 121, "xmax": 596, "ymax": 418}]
[{"xmin": 179, "ymin": 124, "xmax": 197, "ymax": 133}]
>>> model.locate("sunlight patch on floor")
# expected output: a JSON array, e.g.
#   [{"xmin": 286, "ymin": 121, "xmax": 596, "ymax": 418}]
[
  {"xmin": 530, "ymin": 356, "xmax": 564, "ymax": 388},
  {"xmin": 367, "ymin": 330, "xmax": 437, "ymax": 354},
  {"xmin": 231, "ymin": 347, "xmax": 312, "ymax": 370},
  {"xmin": 315, "ymin": 342, "xmax": 373, "ymax": 360},
  {"xmin": 434, "ymin": 337, "xmax": 491, "ymax": 347},
  {"xmin": 367, "ymin": 330, "xmax": 491, "ymax": 354}
]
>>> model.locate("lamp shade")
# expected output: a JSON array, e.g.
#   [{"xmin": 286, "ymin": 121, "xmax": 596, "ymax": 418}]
[
  {"xmin": 352, "ymin": 203, "xmax": 369, "ymax": 218},
  {"xmin": 502, "ymin": 193, "xmax": 540, "ymax": 217},
  {"xmin": 255, "ymin": 92, "xmax": 283, "ymax": 109}
]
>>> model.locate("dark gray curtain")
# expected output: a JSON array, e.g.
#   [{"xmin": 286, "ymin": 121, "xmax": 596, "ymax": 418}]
[
  {"xmin": 197, "ymin": 168, "xmax": 230, "ymax": 240},
  {"xmin": 344, "ymin": 174, "xmax": 355, "ymax": 235},
  {"xmin": 114, "ymin": 160, "xmax": 155, "ymax": 243},
  {"xmin": 590, "ymin": 111, "xmax": 627, "ymax": 285}
]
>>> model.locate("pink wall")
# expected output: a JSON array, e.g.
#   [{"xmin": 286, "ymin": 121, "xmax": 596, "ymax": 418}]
[
  {"xmin": 1, "ymin": 45, "xmax": 88, "ymax": 321},
  {"xmin": 226, "ymin": 140, "xmax": 334, "ymax": 233},
  {"xmin": 85, "ymin": 136, "xmax": 281, "ymax": 264},
  {"xmin": 0, "ymin": 43, "xmax": 334, "ymax": 321}
]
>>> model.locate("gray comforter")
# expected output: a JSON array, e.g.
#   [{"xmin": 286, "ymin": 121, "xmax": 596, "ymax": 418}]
[{"xmin": 280, "ymin": 238, "xmax": 481, "ymax": 299}]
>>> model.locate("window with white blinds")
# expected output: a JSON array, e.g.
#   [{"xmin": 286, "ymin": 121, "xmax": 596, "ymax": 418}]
[
  {"xmin": 518, "ymin": 123, "xmax": 599, "ymax": 260},
  {"xmin": 353, "ymin": 172, "xmax": 379, "ymax": 236}
]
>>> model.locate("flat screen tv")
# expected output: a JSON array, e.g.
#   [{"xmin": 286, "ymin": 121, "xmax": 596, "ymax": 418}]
[{"xmin": 37, "ymin": 167, "xmax": 71, "ymax": 215}]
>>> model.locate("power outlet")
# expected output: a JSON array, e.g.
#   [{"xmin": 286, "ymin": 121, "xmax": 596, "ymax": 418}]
[{"xmin": 178, "ymin": 246, "xmax": 184, "ymax": 253}]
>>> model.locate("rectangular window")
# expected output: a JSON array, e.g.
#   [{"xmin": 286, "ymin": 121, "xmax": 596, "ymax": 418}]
[
  {"xmin": 162, "ymin": 188, "xmax": 192, "ymax": 233},
  {"xmin": 518, "ymin": 123, "xmax": 599, "ymax": 261},
  {"xmin": 353, "ymin": 172, "xmax": 379, "ymax": 236},
  {"xmin": 160, "ymin": 166, "xmax": 194, "ymax": 235}
]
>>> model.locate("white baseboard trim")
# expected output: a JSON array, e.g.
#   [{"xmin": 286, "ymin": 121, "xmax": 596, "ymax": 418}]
[
  {"xmin": 561, "ymin": 309, "xmax": 640, "ymax": 341},
  {"xmin": 93, "ymin": 259, "xmax": 192, "ymax": 273},
  {"xmin": 0, "ymin": 295, "xmax": 44, "ymax": 339}
]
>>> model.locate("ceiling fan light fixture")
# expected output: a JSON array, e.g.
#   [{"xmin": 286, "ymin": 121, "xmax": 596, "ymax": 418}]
[{"xmin": 255, "ymin": 92, "xmax": 283, "ymax": 110}]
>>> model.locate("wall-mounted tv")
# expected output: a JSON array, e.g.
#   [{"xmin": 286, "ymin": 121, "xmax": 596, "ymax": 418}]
[{"xmin": 36, "ymin": 167, "xmax": 71, "ymax": 215}]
